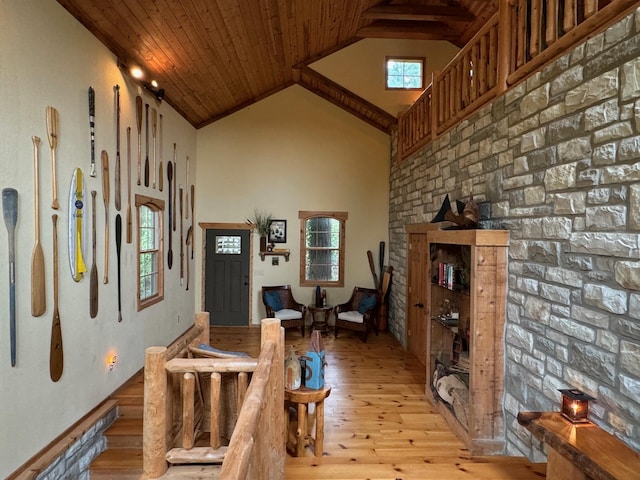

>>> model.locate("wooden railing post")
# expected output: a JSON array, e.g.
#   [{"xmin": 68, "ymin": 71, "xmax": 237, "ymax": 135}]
[
  {"xmin": 259, "ymin": 318, "xmax": 285, "ymax": 479},
  {"xmin": 194, "ymin": 311, "xmax": 210, "ymax": 347},
  {"xmin": 497, "ymin": 0, "xmax": 512, "ymax": 93},
  {"xmin": 143, "ymin": 346, "xmax": 168, "ymax": 479}
]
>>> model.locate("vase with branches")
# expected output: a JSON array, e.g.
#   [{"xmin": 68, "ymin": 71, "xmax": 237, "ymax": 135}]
[{"xmin": 250, "ymin": 209, "xmax": 272, "ymax": 252}]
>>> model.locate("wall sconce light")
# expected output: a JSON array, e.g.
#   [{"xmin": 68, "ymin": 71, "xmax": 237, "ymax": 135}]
[
  {"xmin": 559, "ymin": 388, "xmax": 594, "ymax": 423},
  {"xmin": 107, "ymin": 354, "xmax": 118, "ymax": 371}
]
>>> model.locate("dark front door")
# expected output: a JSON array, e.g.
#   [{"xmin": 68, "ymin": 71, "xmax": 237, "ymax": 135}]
[{"xmin": 204, "ymin": 228, "xmax": 250, "ymax": 326}]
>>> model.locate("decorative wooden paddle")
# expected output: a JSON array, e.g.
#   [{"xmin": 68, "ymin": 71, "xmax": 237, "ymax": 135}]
[
  {"xmin": 116, "ymin": 214, "xmax": 122, "ymax": 323},
  {"xmin": 367, "ymin": 250, "xmax": 379, "ymax": 290},
  {"xmin": 172, "ymin": 145, "xmax": 177, "ymax": 232},
  {"xmin": 159, "ymin": 114, "xmax": 163, "ymax": 192},
  {"xmin": 136, "ymin": 96, "xmax": 142, "ymax": 186},
  {"xmin": 167, "ymin": 161, "xmax": 173, "ymax": 269},
  {"xmin": 179, "ymin": 185, "xmax": 184, "ymax": 286},
  {"xmin": 102, "ymin": 150, "xmax": 110, "ymax": 284},
  {"xmin": 50, "ymin": 214, "xmax": 63, "ymax": 382},
  {"xmin": 46, "ymin": 106, "xmax": 60, "ymax": 210},
  {"xmin": 185, "ymin": 156, "xmax": 190, "ymax": 220},
  {"xmin": 2, "ymin": 188, "xmax": 18, "ymax": 366},
  {"xmin": 152, "ymin": 107, "xmax": 157, "ymax": 189},
  {"xmin": 190, "ymin": 184, "xmax": 195, "ymax": 259},
  {"xmin": 88, "ymin": 87, "xmax": 96, "ymax": 177},
  {"xmin": 89, "ymin": 190, "xmax": 98, "ymax": 318},
  {"xmin": 144, "ymin": 103, "xmax": 150, "ymax": 187},
  {"xmin": 114, "ymin": 84, "xmax": 121, "ymax": 211},
  {"xmin": 186, "ymin": 226, "xmax": 192, "ymax": 291},
  {"xmin": 126, "ymin": 127, "xmax": 132, "ymax": 244},
  {"xmin": 31, "ymin": 136, "xmax": 46, "ymax": 317}
]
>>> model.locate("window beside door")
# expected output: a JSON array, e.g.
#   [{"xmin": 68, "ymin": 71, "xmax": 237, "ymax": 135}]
[
  {"xmin": 299, "ymin": 211, "xmax": 347, "ymax": 287},
  {"xmin": 136, "ymin": 194, "xmax": 165, "ymax": 310}
]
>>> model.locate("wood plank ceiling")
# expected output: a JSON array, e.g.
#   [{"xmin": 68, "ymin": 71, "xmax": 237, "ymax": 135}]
[{"xmin": 56, "ymin": 0, "xmax": 496, "ymax": 130}]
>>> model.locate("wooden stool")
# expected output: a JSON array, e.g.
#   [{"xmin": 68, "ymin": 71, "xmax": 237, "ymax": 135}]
[{"xmin": 285, "ymin": 385, "xmax": 331, "ymax": 457}]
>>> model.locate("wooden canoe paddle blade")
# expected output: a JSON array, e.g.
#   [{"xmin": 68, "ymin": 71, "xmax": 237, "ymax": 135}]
[
  {"xmin": 31, "ymin": 136, "xmax": 46, "ymax": 317},
  {"xmin": 90, "ymin": 190, "xmax": 98, "ymax": 318},
  {"xmin": 50, "ymin": 214, "xmax": 63, "ymax": 382}
]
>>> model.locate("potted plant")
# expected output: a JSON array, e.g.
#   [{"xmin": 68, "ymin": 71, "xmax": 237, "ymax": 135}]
[{"xmin": 251, "ymin": 209, "xmax": 272, "ymax": 252}]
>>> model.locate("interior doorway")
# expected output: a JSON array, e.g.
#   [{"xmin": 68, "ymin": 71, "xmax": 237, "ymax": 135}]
[
  {"xmin": 406, "ymin": 225, "xmax": 433, "ymax": 366},
  {"xmin": 202, "ymin": 223, "xmax": 253, "ymax": 326}
]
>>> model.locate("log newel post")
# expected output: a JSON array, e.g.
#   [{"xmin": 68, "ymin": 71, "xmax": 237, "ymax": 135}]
[
  {"xmin": 261, "ymin": 317, "xmax": 285, "ymax": 479},
  {"xmin": 194, "ymin": 311, "xmax": 210, "ymax": 347},
  {"xmin": 143, "ymin": 346, "xmax": 168, "ymax": 478},
  {"xmin": 497, "ymin": 0, "xmax": 512, "ymax": 94}
]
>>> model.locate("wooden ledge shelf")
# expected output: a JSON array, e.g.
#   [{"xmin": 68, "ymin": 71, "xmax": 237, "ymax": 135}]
[
  {"xmin": 259, "ymin": 250, "xmax": 290, "ymax": 261},
  {"xmin": 518, "ymin": 411, "xmax": 640, "ymax": 480}
]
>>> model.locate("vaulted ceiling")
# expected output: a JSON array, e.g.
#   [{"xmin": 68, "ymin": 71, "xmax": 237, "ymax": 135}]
[{"xmin": 57, "ymin": 0, "xmax": 497, "ymax": 130}]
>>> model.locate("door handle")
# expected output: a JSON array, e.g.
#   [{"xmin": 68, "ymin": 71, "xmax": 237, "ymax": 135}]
[{"xmin": 413, "ymin": 302, "xmax": 424, "ymax": 308}]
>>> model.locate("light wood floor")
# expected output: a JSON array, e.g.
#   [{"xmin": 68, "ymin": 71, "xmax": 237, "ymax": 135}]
[
  {"xmin": 210, "ymin": 326, "xmax": 546, "ymax": 480},
  {"xmin": 91, "ymin": 326, "xmax": 546, "ymax": 479}
]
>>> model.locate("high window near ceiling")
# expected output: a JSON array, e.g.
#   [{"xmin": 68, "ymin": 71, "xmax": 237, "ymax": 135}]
[
  {"xmin": 136, "ymin": 194, "xmax": 164, "ymax": 310},
  {"xmin": 385, "ymin": 56, "xmax": 425, "ymax": 90},
  {"xmin": 299, "ymin": 211, "xmax": 348, "ymax": 287}
]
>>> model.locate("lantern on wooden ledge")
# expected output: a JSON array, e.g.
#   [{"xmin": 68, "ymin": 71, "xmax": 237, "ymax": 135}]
[{"xmin": 559, "ymin": 388, "xmax": 595, "ymax": 423}]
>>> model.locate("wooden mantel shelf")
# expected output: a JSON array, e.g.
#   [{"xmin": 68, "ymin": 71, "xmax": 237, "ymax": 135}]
[{"xmin": 517, "ymin": 412, "xmax": 640, "ymax": 480}]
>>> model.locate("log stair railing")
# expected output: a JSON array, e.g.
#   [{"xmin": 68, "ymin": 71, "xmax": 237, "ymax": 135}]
[
  {"xmin": 398, "ymin": 0, "xmax": 640, "ymax": 160},
  {"xmin": 142, "ymin": 315, "xmax": 284, "ymax": 480}
]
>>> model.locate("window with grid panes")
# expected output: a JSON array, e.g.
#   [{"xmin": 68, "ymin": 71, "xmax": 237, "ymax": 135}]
[{"xmin": 299, "ymin": 211, "xmax": 347, "ymax": 287}]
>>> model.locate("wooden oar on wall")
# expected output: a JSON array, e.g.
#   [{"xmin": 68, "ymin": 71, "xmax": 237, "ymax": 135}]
[
  {"xmin": 2, "ymin": 188, "xmax": 18, "ymax": 366},
  {"xmin": 50, "ymin": 214, "xmax": 63, "ymax": 382},
  {"xmin": 31, "ymin": 136, "xmax": 46, "ymax": 317},
  {"xmin": 114, "ymin": 84, "xmax": 121, "ymax": 211},
  {"xmin": 102, "ymin": 150, "xmax": 110, "ymax": 284},
  {"xmin": 46, "ymin": 106, "xmax": 60, "ymax": 210},
  {"xmin": 136, "ymin": 96, "xmax": 142, "ymax": 186},
  {"xmin": 90, "ymin": 190, "xmax": 98, "ymax": 318}
]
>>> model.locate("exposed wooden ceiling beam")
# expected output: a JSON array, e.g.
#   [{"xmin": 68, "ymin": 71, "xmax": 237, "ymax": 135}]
[
  {"xmin": 362, "ymin": 4, "xmax": 475, "ymax": 23},
  {"xmin": 357, "ymin": 20, "xmax": 459, "ymax": 41}
]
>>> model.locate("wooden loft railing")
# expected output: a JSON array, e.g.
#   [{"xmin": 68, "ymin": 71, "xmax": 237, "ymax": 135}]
[
  {"xmin": 142, "ymin": 314, "xmax": 284, "ymax": 480},
  {"xmin": 398, "ymin": 0, "xmax": 639, "ymax": 160}
]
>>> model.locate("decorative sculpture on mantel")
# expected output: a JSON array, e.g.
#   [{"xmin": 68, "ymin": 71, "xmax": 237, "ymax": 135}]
[{"xmin": 431, "ymin": 194, "xmax": 479, "ymax": 229}]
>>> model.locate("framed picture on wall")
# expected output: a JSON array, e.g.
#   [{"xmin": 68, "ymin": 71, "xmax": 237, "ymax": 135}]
[{"xmin": 268, "ymin": 219, "xmax": 287, "ymax": 244}]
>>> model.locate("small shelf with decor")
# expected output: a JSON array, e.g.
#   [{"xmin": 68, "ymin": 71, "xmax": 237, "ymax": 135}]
[
  {"xmin": 426, "ymin": 227, "xmax": 509, "ymax": 455},
  {"xmin": 259, "ymin": 249, "xmax": 290, "ymax": 261}
]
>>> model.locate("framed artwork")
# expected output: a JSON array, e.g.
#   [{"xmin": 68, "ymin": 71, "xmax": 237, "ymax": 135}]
[{"xmin": 268, "ymin": 219, "xmax": 287, "ymax": 244}]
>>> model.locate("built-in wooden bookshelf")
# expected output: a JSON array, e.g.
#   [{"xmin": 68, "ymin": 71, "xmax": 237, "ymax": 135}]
[{"xmin": 425, "ymin": 228, "xmax": 509, "ymax": 455}]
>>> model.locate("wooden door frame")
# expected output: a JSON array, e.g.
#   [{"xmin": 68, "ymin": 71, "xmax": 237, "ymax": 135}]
[{"xmin": 199, "ymin": 222, "xmax": 255, "ymax": 325}]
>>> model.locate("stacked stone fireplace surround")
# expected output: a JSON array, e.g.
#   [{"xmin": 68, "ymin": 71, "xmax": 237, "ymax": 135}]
[{"xmin": 388, "ymin": 8, "xmax": 640, "ymax": 460}]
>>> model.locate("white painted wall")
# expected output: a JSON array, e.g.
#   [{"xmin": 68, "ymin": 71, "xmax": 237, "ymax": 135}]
[
  {"xmin": 195, "ymin": 85, "xmax": 390, "ymax": 324},
  {"xmin": 311, "ymin": 38, "xmax": 460, "ymax": 116},
  {"xmin": 0, "ymin": 1, "xmax": 196, "ymax": 476}
]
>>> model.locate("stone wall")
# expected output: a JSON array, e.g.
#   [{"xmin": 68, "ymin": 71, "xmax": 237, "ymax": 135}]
[
  {"xmin": 388, "ymin": 8, "xmax": 640, "ymax": 458},
  {"xmin": 33, "ymin": 406, "xmax": 117, "ymax": 480}
]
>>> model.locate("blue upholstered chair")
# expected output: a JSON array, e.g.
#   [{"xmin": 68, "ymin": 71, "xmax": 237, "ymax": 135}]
[{"xmin": 262, "ymin": 285, "xmax": 307, "ymax": 336}]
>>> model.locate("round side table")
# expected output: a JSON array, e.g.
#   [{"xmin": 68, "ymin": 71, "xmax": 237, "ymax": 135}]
[
  {"xmin": 308, "ymin": 304, "xmax": 332, "ymax": 336},
  {"xmin": 284, "ymin": 385, "xmax": 332, "ymax": 457}
]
